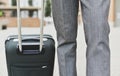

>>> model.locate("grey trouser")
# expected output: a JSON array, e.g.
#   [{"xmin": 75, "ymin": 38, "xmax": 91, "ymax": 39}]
[{"xmin": 52, "ymin": 0, "xmax": 110, "ymax": 76}]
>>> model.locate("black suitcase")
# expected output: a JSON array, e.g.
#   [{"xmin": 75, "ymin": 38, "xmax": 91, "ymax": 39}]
[
  {"xmin": 5, "ymin": 0, "xmax": 55, "ymax": 76},
  {"xmin": 5, "ymin": 35, "xmax": 55, "ymax": 76}
]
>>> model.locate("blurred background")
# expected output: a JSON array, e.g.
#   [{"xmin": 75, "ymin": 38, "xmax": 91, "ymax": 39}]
[{"xmin": 0, "ymin": 0, "xmax": 120, "ymax": 76}]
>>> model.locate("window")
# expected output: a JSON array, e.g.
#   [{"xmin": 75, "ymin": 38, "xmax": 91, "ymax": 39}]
[
  {"xmin": 28, "ymin": 0, "xmax": 34, "ymax": 17},
  {"xmin": 11, "ymin": 0, "xmax": 38, "ymax": 18},
  {"xmin": 11, "ymin": 0, "xmax": 17, "ymax": 17}
]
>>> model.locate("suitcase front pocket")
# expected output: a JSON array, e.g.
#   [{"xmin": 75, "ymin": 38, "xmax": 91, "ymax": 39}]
[{"xmin": 11, "ymin": 64, "xmax": 49, "ymax": 76}]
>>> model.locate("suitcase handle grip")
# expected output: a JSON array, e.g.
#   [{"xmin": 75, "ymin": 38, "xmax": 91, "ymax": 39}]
[
  {"xmin": 17, "ymin": 0, "xmax": 44, "ymax": 52},
  {"xmin": 21, "ymin": 37, "xmax": 40, "ymax": 41},
  {"xmin": 18, "ymin": 43, "xmax": 44, "ymax": 55},
  {"xmin": 22, "ymin": 38, "xmax": 40, "ymax": 41}
]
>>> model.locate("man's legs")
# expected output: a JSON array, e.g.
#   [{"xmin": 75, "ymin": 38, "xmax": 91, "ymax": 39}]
[
  {"xmin": 80, "ymin": 0, "xmax": 110, "ymax": 76},
  {"xmin": 52, "ymin": 0, "xmax": 79, "ymax": 76}
]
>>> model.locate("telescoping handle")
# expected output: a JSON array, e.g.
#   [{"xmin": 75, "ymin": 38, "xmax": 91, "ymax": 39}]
[{"xmin": 17, "ymin": 0, "xmax": 44, "ymax": 52}]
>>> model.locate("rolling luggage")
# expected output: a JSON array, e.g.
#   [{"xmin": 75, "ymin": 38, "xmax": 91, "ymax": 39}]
[{"xmin": 5, "ymin": 0, "xmax": 55, "ymax": 76}]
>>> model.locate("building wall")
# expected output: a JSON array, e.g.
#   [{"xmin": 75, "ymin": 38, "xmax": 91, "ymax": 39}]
[
  {"xmin": 0, "ymin": 0, "xmax": 9, "ymax": 6},
  {"xmin": 109, "ymin": 0, "xmax": 115, "ymax": 22},
  {"xmin": 115, "ymin": 0, "xmax": 120, "ymax": 26},
  {"xmin": 0, "ymin": 0, "xmax": 42, "ymax": 27},
  {"xmin": 0, "ymin": 0, "xmax": 115, "ymax": 27},
  {"xmin": 0, "ymin": 0, "xmax": 11, "ymax": 17}
]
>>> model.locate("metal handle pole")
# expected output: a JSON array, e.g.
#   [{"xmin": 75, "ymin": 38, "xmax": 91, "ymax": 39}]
[
  {"xmin": 17, "ymin": 0, "xmax": 44, "ymax": 52},
  {"xmin": 39, "ymin": 0, "xmax": 44, "ymax": 52},
  {"xmin": 17, "ymin": 0, "xmax": 22, "ymax": 52}
]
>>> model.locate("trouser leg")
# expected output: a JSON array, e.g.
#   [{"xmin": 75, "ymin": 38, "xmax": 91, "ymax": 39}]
[
  {"xmin": 80, "ymin": 0, "xmax": 110, "ymax": 76},
  {"xmin": 52, "ymin": 0, "xmax": 79, "ymax": 76}
]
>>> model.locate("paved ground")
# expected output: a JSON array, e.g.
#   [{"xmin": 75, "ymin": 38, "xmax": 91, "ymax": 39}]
[{"xmin": 0, "ymin": 24, "xmax": 120, "ymax": 76}]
